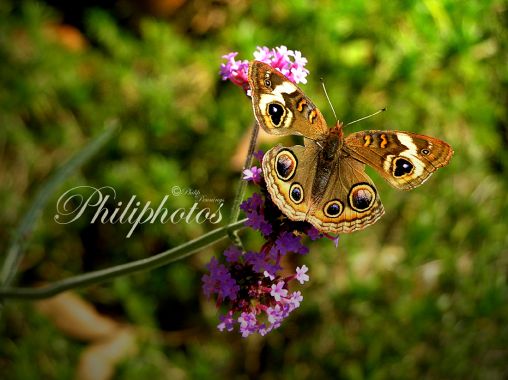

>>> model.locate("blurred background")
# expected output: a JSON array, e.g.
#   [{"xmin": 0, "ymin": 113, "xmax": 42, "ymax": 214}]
[{"xmin": 1, "ymin": 0, "xmax": 507, "ymax": 379}]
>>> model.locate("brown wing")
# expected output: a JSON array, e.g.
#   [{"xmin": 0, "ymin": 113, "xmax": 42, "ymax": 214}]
[
  {"xmin": 262, "ymin": 144, "xmax": 318, "ymax": 222},
  {"xmin": 248, "ymin": 60, "xmax": 328, "ymax": 140},
  {"xmin": 262, "ymin": 142, "xmax": 385, "ymax": 234},
  {"xmin": 344, "ymin": 130, "xmax": 453, "ymax": 190},
  {"xmin": 305, "ymin": 156, "xmax": 385, "ymax": 234}
]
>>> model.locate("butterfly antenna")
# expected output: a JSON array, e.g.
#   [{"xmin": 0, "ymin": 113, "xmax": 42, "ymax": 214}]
[
  {"xmin": 320, "ymin": 78, "xmax": 338, "ymax": 123},
  {"xmin": 345, "ymin": 108, "xmax": 386, "ymax": 127}
]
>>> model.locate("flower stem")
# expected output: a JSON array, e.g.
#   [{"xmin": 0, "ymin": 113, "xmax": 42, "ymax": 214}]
[
  {"xmin": 1, "ymin": 121, "xmax": 119, "ymax": 288},
  {"xmin": 228, "ymin": 121, "xmax": 260, "ymax": 245},
  {"xmin": 0, "ymin": 219, "xmax": 247, "ymax": 300}
]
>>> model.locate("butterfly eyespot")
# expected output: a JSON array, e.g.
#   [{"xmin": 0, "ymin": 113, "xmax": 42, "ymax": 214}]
[
  {"xmin": 289, "ymin": 183, "xmax": 304, "ymax": 204},
  {"xmin": 275, "ymin": 149, "xmax": 297, "ymax": 181},
  {"xmin": 349, "ymin": 183, "xmax": 376, "ymax": 212},
  {"xmin": 267, "ymin": 102, "xmax": 285, "ymax": 127},
  {"xmin": 264, "ymin": 79, "xmax": 271, "ymax": 87},
  {"xmin": 324, "ymin": 200, "xmax": 343, "ymax": 218},
  {"xmin": 393, "ymin": 157, "xmax": 414, "ymax": 177},
  {"xmin": 421, "ymin": 148, "xmax": 430, "ymax": 155}
]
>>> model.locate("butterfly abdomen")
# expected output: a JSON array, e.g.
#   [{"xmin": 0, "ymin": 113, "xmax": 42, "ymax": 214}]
[{"xmin": 310, "ymin": 134, "xmax": 343, "ymax": 203}]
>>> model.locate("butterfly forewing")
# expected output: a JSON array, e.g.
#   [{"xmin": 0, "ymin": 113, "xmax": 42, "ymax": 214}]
[
  {"xmin": 344, "ymin": 131, "xmax": 454, "ymax": 190},
  {"xmin": 248, "ymin": 61, "xmax": 328, "ymax": 140}
]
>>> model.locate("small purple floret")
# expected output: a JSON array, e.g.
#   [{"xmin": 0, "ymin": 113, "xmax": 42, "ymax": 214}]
[
  {"xmin": 295, "ymin": 265, "xmax": 310, "ymax": 284},
  {"xmin": 270, "ymin": 281, "xmax": 288, "ymax": 301},
  {"xmin": 242, "ymin": 166, "xmax": 263, "ymax": 183}
]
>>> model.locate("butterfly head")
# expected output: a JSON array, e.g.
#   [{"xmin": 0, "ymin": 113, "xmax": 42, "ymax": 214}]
[{"xmin": 330, "ymin": 120, "xmax": 344, "ymax": 140}]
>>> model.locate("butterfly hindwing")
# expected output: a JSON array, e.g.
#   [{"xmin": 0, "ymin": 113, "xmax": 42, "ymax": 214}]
[
  {"xmin": 306, "ymin": 155, "xmax": 385, "ymax": 234},
  {"xmin": 262, "ymin": 144, "xmax": 318, "ymax": 222},
  {"xmin": 262, "ymin": 142, "xmax": 385, "ymax": 234}
]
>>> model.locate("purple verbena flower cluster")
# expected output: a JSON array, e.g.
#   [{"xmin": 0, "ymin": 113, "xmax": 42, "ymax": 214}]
[
  {"xmin": 202, "ymin": 241, "xmax": 309, "ymax": 337},
  {"xmin": 202, "ymin": 151, "xmax": 327, "ymax": 337},
  {"xmin": 220, "ymin": 46, "xmax": 309, "ymax": 93}
]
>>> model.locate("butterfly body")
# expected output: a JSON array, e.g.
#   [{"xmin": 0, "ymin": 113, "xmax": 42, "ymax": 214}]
[
  {"xmin": 308, "ymin": 124, "xmax": 343, "ymax": 199},
  {"xmin": 248, "ymin": 60, "xmax": 453, "ymax": 234}
]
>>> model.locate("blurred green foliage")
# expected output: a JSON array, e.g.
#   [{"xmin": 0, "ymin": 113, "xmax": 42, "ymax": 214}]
[{"xmin": 1, "ymin": 0, "xmax": 507, "ymax": 378}]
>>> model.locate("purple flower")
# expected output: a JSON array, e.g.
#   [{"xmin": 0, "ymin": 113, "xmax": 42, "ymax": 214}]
[
  {"xmin": 270, "ymin": 281, "xmax": 288, "ymax": 301},
  {"xmin": 242, "ymin": 166, "xmax": 262, "ymax": 183},
  {"xmin": 202, "ymin": 257, "xmax": 239, "ymax": 301},
  {"xmin": 244, "ymin": 250, "xmax": 267, "ymax": 273},
  {"xmin": 264, "ymin": 270, "xmax": 275, "ymax": 281},
  {"xmin": 203, "ymin": 241, "xmax": 306, "ymax": 336},
  {"xmin": 220, "ymin": 52, "xmax": 250, "ymax": 90},
  {"xmin": 263, "ymin": 262, "xmax": 282, "ymax": 278},
  {"xmin": 295, "ymin": 265, "xmax": 310, "ymax": 284},
  {"xmin": 306, "ymin": 226, "xmax": 322, "ymax": 241},
  {"xmin": 240, "ymin": 193, "xmax": 263, "ymax": 212},
  {"xmin": 288, "ymin": 291, "xmax": 303, "ymax": 310},
  {"xmin": 217, "ymin": 311, "xmax": 235, "ymax": 332},
  {"xmin": 253, "ymin": 150, "xmax": 265, "ymax": 162},
  {"xmin": 238, "ymin": 312, "xmax": 258, "ymax": 337},
  {"xmin": 245, "ymin": 212, "xmax": 273, "ymax": 236},
  {"xmin": 257, "ymin": 324, "xmax": 272, "ymax": 336},
  {"xmin": 253, "ymin": 46, "xmax": 272, "ymax": 62},
  {"xmin": 266, "ymin": 304, "xmax": 285, "ymax": 325},
  {"xmin": 271, "ymin": 231, "xmax": 309, "ymax": 257},
  {"xmin": 291, "ymin": 50, "xmax": 308, "ymax": 68},
  {"xmin": 220, "ymin": 46, "xmax": 309, "ymax": 93},
  {"xmin": 203, "ymin": 181, "xmax": 330, "ymax": 336},
  {"xmin": 289, "ymin": 51, "xmax": 309, "ymax": 84},
  {"xmin": 223, "ymin": 245, "xmax": 242, "ymax": 263},
  {"xmin": 257, "ymin": 46, "xmax": 309, "ymax": 84},
  {"xmin": 241, "ymin": 193, "xmax": 273, "ymax": 236}
]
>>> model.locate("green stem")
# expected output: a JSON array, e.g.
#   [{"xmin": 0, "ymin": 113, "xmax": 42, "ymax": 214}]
[
  {"xmin": 0, "ymin": 219, "xmax": 247, "ymax": 300},
  {"xmin": 1, "ymin": 121, "xmax": 119, "ymax": 287},
  {"xmin": 228, "ymin": 121, "xmax": 259, "ymax": 244}
]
